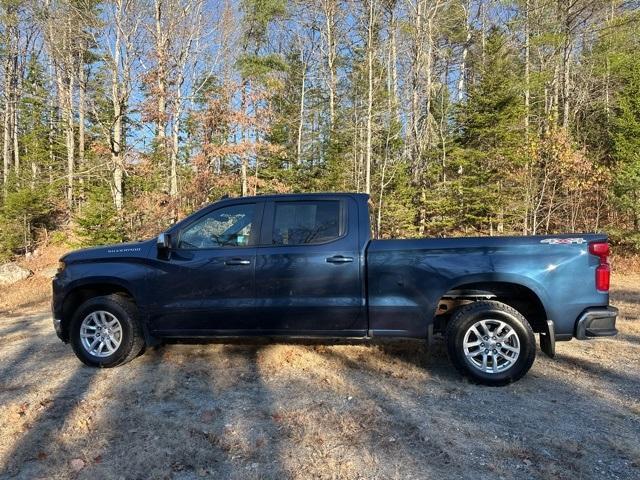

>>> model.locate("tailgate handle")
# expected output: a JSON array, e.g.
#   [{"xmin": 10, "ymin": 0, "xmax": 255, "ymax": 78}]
[
  {"xmin": 326, "ymin": 255, "xmax": 354, "ymax": 264},
  {"xmin": 225, "ymin": 258, "xmax": 251, "ymax": 266}
]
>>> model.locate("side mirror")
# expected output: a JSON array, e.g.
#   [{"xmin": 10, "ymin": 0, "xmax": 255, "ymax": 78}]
[{"xmin": 157, "ymin": 233, "xmax": 171, "ymax": 258}]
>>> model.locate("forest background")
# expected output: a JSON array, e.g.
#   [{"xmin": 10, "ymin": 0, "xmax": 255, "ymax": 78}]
[{"xmin": 1, "ymin": 0, "xmax": 639, "ymax": 259}]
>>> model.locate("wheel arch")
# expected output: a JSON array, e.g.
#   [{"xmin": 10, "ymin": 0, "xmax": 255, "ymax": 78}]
[
  {"xmin": 437, "ymin": 278, "xmax": 549, "ymax": 334},
  {"xmin": 59, "ymin": 280, "xmax": 137, "ymax": 342}
]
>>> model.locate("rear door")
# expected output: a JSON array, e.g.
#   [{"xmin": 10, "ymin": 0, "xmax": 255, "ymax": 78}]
[{"xmin": 254, "ymin": 197, "xmax": 366, "ymax": 336}]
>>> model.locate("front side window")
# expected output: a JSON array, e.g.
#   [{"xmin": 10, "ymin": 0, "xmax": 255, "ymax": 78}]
[
  {"xmin": 272, "ymin": 201, "xmax": 342, "ymax": 245},
  {"xmin": 179, "ymin": 204, "xmax": 255, "ymax": 249}
]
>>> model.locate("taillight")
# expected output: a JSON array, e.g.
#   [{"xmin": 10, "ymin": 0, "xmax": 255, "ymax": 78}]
[{"xmin": 589, "ymin": 241, "xmax": 610, "ymax": 292}]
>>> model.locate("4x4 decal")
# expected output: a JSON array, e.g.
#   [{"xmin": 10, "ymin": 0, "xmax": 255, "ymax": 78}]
[{"xmin": 540, "ymin": 238, "xmax": 586, "ymax": 245}]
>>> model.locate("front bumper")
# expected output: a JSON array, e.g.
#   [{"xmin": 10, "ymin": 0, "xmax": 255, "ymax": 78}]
[
  {"xmin": 53, "ymin": 317, "xmax": 63, "ymax": 338},
  {"xmin": 51, "ymin": 276, "xmax": 67, "ymax": 342},
  {"xmin": 575, "ymin": 306, "xmax": 618, "ymax": 340}
]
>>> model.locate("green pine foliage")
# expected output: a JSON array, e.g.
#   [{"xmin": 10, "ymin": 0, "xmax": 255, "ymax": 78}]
[
  {"xmin": 609, "ymin": 26, "xmax": 640, "ymax": 230},
  {"xmin": 75, "ymin": 186, "xmax": 124, "ymax": 247},
  {"xmin": 0, "ymin": 186, "xmax": 54, "ymax": 259},
  {"xmin": 446, "ymin": 29, "xmax": 525, "ymax": 232}
]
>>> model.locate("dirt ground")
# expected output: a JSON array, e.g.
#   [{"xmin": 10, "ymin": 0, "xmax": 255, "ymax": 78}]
[{"xmin": 0, "ymin": 254, "xmax": 639, "ymax": 479}]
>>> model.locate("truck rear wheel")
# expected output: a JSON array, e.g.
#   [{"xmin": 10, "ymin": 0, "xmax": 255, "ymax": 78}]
[
  {"xmin": 445, "ymin": 300, "xmax": 536, "ymax": 386},
  {"xmin": 69, "ymin": 294, "xmax": 145, "ymax": 368}
]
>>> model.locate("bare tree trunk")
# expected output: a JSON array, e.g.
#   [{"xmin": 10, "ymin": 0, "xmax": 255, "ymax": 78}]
[
  {"xmin": 543, "ymin": 82, "xmax": 550, "ymax": 134},
  {"xmin": 425, "ymin": 16, "xmax": 433, "ymax": 142},
  {"xmin": 480, "ymin": 0, "xmax": 486, "ymax": 67},
  {"xmin": 112, "ymin": 99, "xmax": 124, "ymax": 212},
  {"xmin": 4, "ymin": 8, "xmax": 19, "ymax": 182},
  {"xmin": 111, "ymin": 3, "xmax": 124, "ymax": 211},
  {"xmin": 170, "ymin": 86, "xmax": 182, "ymax": 197},
  {"xmin": 352, "ymin": 92, "xmax": 359, "ymax": 189},
  {"xmin": 296, "ymin": 44, "xmax": 306, "ymax": 165},
  {"xmin": 30, "ymin": 160, "xmax": 37, "ymax": 190},
  {"xmin": 524, "ymin": 0, "xmax": 530, "ymax": 137},
  {"xmin": 65, "ymin": 73, "xmax": 75, "ymax": 207},
  {"xmin": 552, "ymin": 63, "xmax": 559, "ymax": 126},
  {"xmin": 418, "ymin": 188, "xmax": 427, "ymax": 236},
  {"xmin": 154, "ymin": 0, "xmax": 168, "ymax": 171},
  {"xmin": 560, "ymin": 0, "xmax": 571, "ymax": 129},
  {"xmin": 112, "ymin": 96, "xmax": 124, "ymax": 212},
  {"xmin": 241, "ymin": 159, "xmax": 248, "ymax": 196},
  {"xmin": 377, "ymin": 152, "xmax": 387, "ymax": 238},
  {"xmin": 604, "ymin": 0, "xmax": 615, "ymax": 123},
  {"xmin": 409, "ymin": 0, "xmax": 423, "ymax": 175},
  {"xmin": 45, "ymin": 0, "xmax": 55, "ymax": 186},
  {"xmin": 322, "ymin": 0, "xmax": 337, "ymax": 129},
  {"xmin": 440, "ymin": 60, "xmax": 449, "ymax": 183},
  {"xmin": 78, "ymin": 59, "xmax": 86, "ymax": 192},
  {"xmin": 457, "ymin": 0, "xmax": 471, "ymax": 101},
  {"xmin": 2, "ymin": 32, "xmax": 12, "ymax": 190},
  {"xmin": 386, "ymin": 2, "xmax": 399, "ymax": 112},
  {"xmin": 55, "ymin": 66, "xmax": 74, "ymax": 206},
  {"xmin": 562, "ymin": 46, "xmax": 571, "ymax": 129},
  {"xmin": 364, "ymin": 0, "xmax": 375, "ymax": 194},
  {"xmin": 12, "ymin": 89, "xmax": 19, "ymax": 174},
  {"xmin": 2, "ymin": 102, "xmax": 10, "ymax": 189}
]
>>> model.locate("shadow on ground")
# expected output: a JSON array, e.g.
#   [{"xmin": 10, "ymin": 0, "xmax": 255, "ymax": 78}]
[{"xmin": 1, "ymin": 312, "xmax": 639, "ymax": 479}]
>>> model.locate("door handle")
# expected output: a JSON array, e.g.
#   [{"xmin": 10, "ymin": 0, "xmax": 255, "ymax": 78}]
[
  {"xmin": 326, "ymin": 255, "xmax": 354, "ymax": 264},
  {"xmin": 225, "ymin": 258, "xmax": 251, "ymax": 266}
]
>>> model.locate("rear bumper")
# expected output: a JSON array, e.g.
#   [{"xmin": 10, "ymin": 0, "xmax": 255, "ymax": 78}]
[{"xmin": 575, "ymin": 306, "xmax": 618, "ymax": 340}]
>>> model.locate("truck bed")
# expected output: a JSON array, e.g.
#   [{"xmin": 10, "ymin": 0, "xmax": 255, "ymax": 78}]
[{"xmin": 366, "ymin": 234, "xmax": 609, "ymax": 338}]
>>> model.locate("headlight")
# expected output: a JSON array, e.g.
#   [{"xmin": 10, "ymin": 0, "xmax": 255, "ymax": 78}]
[{"xmin": 57, "ymin": 261, "xmax": 66, "ymax": 274}]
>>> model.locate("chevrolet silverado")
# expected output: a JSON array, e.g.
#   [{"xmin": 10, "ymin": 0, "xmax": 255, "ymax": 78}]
[{"xmin": 52, "ymin": 193, "xmax": 618, "ymax": 385}]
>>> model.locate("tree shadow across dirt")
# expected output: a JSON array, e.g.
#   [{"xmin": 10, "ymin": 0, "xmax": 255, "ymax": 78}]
[
  {"xmin": 319, "ymin": 347, "xmax": 640, "ymax": 479},
  {"xmin": 166, "ymin": 336, "xmax": 459, "ymax": 378},
  {"xmin": 0, "ymin": 298, "xmax": 51, "ymax": 319},
  {"xmin": 0, "ymin": 334, "xmax": 62, "ymax": 403},
  {"xmin": 610, "ymin": 289, "xmax": 640, "ymax": 309},
  {"xmin": 554, "ymin": 349, "xmax": 640, "ymax": 399},
  {"xmin": 69, "ymin": 343, "xmax": 289, "ymax": 479},
  {"xmin": 618, "ymin": 332, "xmax": 640, "ymax": 345},
  {"xmin": 0, "ymin": 313, "xmax": 50, "ymax": 336},
  {"xmin": 0, "ymin": 365, "xmax": 97, "ymax": 478},
  {"xmin": 2, "ymin": 321, "xmax": 639, "ymax": 479}
]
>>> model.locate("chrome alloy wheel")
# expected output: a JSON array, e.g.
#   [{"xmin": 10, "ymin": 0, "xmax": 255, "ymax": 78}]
[
  {"xmin": 462, "ymin": 319, "xmax": 521, "ymax": 374},
  {"xmin": 80, "ymin": 311, "xmax": 123, "ymax": 357}
]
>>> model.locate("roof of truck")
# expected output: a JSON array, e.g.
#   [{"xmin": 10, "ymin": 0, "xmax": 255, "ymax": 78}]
[{"xmin": 221, "ymin": 192, "xmax": 370, "ymax": 202}]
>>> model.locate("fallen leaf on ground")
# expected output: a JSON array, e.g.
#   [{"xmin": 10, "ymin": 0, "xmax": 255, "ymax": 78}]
[{"xmin": 70, "ymin": 458, "xmax": 85, "ymax": 471}]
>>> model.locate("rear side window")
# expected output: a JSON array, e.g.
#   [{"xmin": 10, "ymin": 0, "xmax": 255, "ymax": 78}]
[{"xmin": 272, "ymin": 201, "xmax": 342, "ymax": 245}]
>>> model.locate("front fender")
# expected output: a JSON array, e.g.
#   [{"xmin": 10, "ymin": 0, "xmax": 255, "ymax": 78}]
[{"xmin": 53, "ymin": 261, "xmax": 150, "ymax": 325}]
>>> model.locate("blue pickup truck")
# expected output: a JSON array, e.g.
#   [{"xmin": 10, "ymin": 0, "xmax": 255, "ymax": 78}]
[{"xmin": 52, "ymin": 192, "xmax": 617, "ymax": 385}]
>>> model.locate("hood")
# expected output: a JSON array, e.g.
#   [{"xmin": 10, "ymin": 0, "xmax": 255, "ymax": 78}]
[{"xmin": 61, "ymin": 240, "xmax": 155, "ymax": 263}]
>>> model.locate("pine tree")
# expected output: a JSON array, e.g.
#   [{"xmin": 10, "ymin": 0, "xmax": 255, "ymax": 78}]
[
  {"xmin": 610, "ymin": 25, "xmax": 640, "ymax": 231},
  {"xmin": 449, "ymin": 28, "xmax": 525, "ymax": 233}
]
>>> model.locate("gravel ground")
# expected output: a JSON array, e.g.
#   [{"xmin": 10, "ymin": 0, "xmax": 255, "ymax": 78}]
[{"xmin": 0, "ymin": 274, "xmax": 638, "ymax": 479}]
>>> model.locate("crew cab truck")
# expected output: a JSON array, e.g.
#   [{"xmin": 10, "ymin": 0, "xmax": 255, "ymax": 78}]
[{"xmin": 52, "ymin": 192, "xmax": 618, "ymax": 385}]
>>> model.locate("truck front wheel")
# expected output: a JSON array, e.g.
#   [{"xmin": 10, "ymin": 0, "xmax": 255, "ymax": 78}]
[
  {"xmin": 445, "ymin": 300, "xmax": 536, "ymax": 386},
  {"xmin": 69, "ymin": 294, "xmax": 145, "ymax": 368}
]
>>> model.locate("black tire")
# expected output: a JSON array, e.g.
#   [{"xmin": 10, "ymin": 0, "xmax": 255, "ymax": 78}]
[
  {"xmin": 69, "ymin": 294, "xmax": 145, "ymax": 368},
  {"xmin": 445, "ymin": 300, "xmax": 536, "ymax": 386}
]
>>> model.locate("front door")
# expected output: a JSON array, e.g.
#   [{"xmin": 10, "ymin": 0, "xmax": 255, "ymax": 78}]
[
  {"xmin": 149, "ymin": 202, "xmax": 262, "ymax": 335},
  {"xmin": 254, "ymin": 198, "xmax": 366, "ymax": 336}
]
